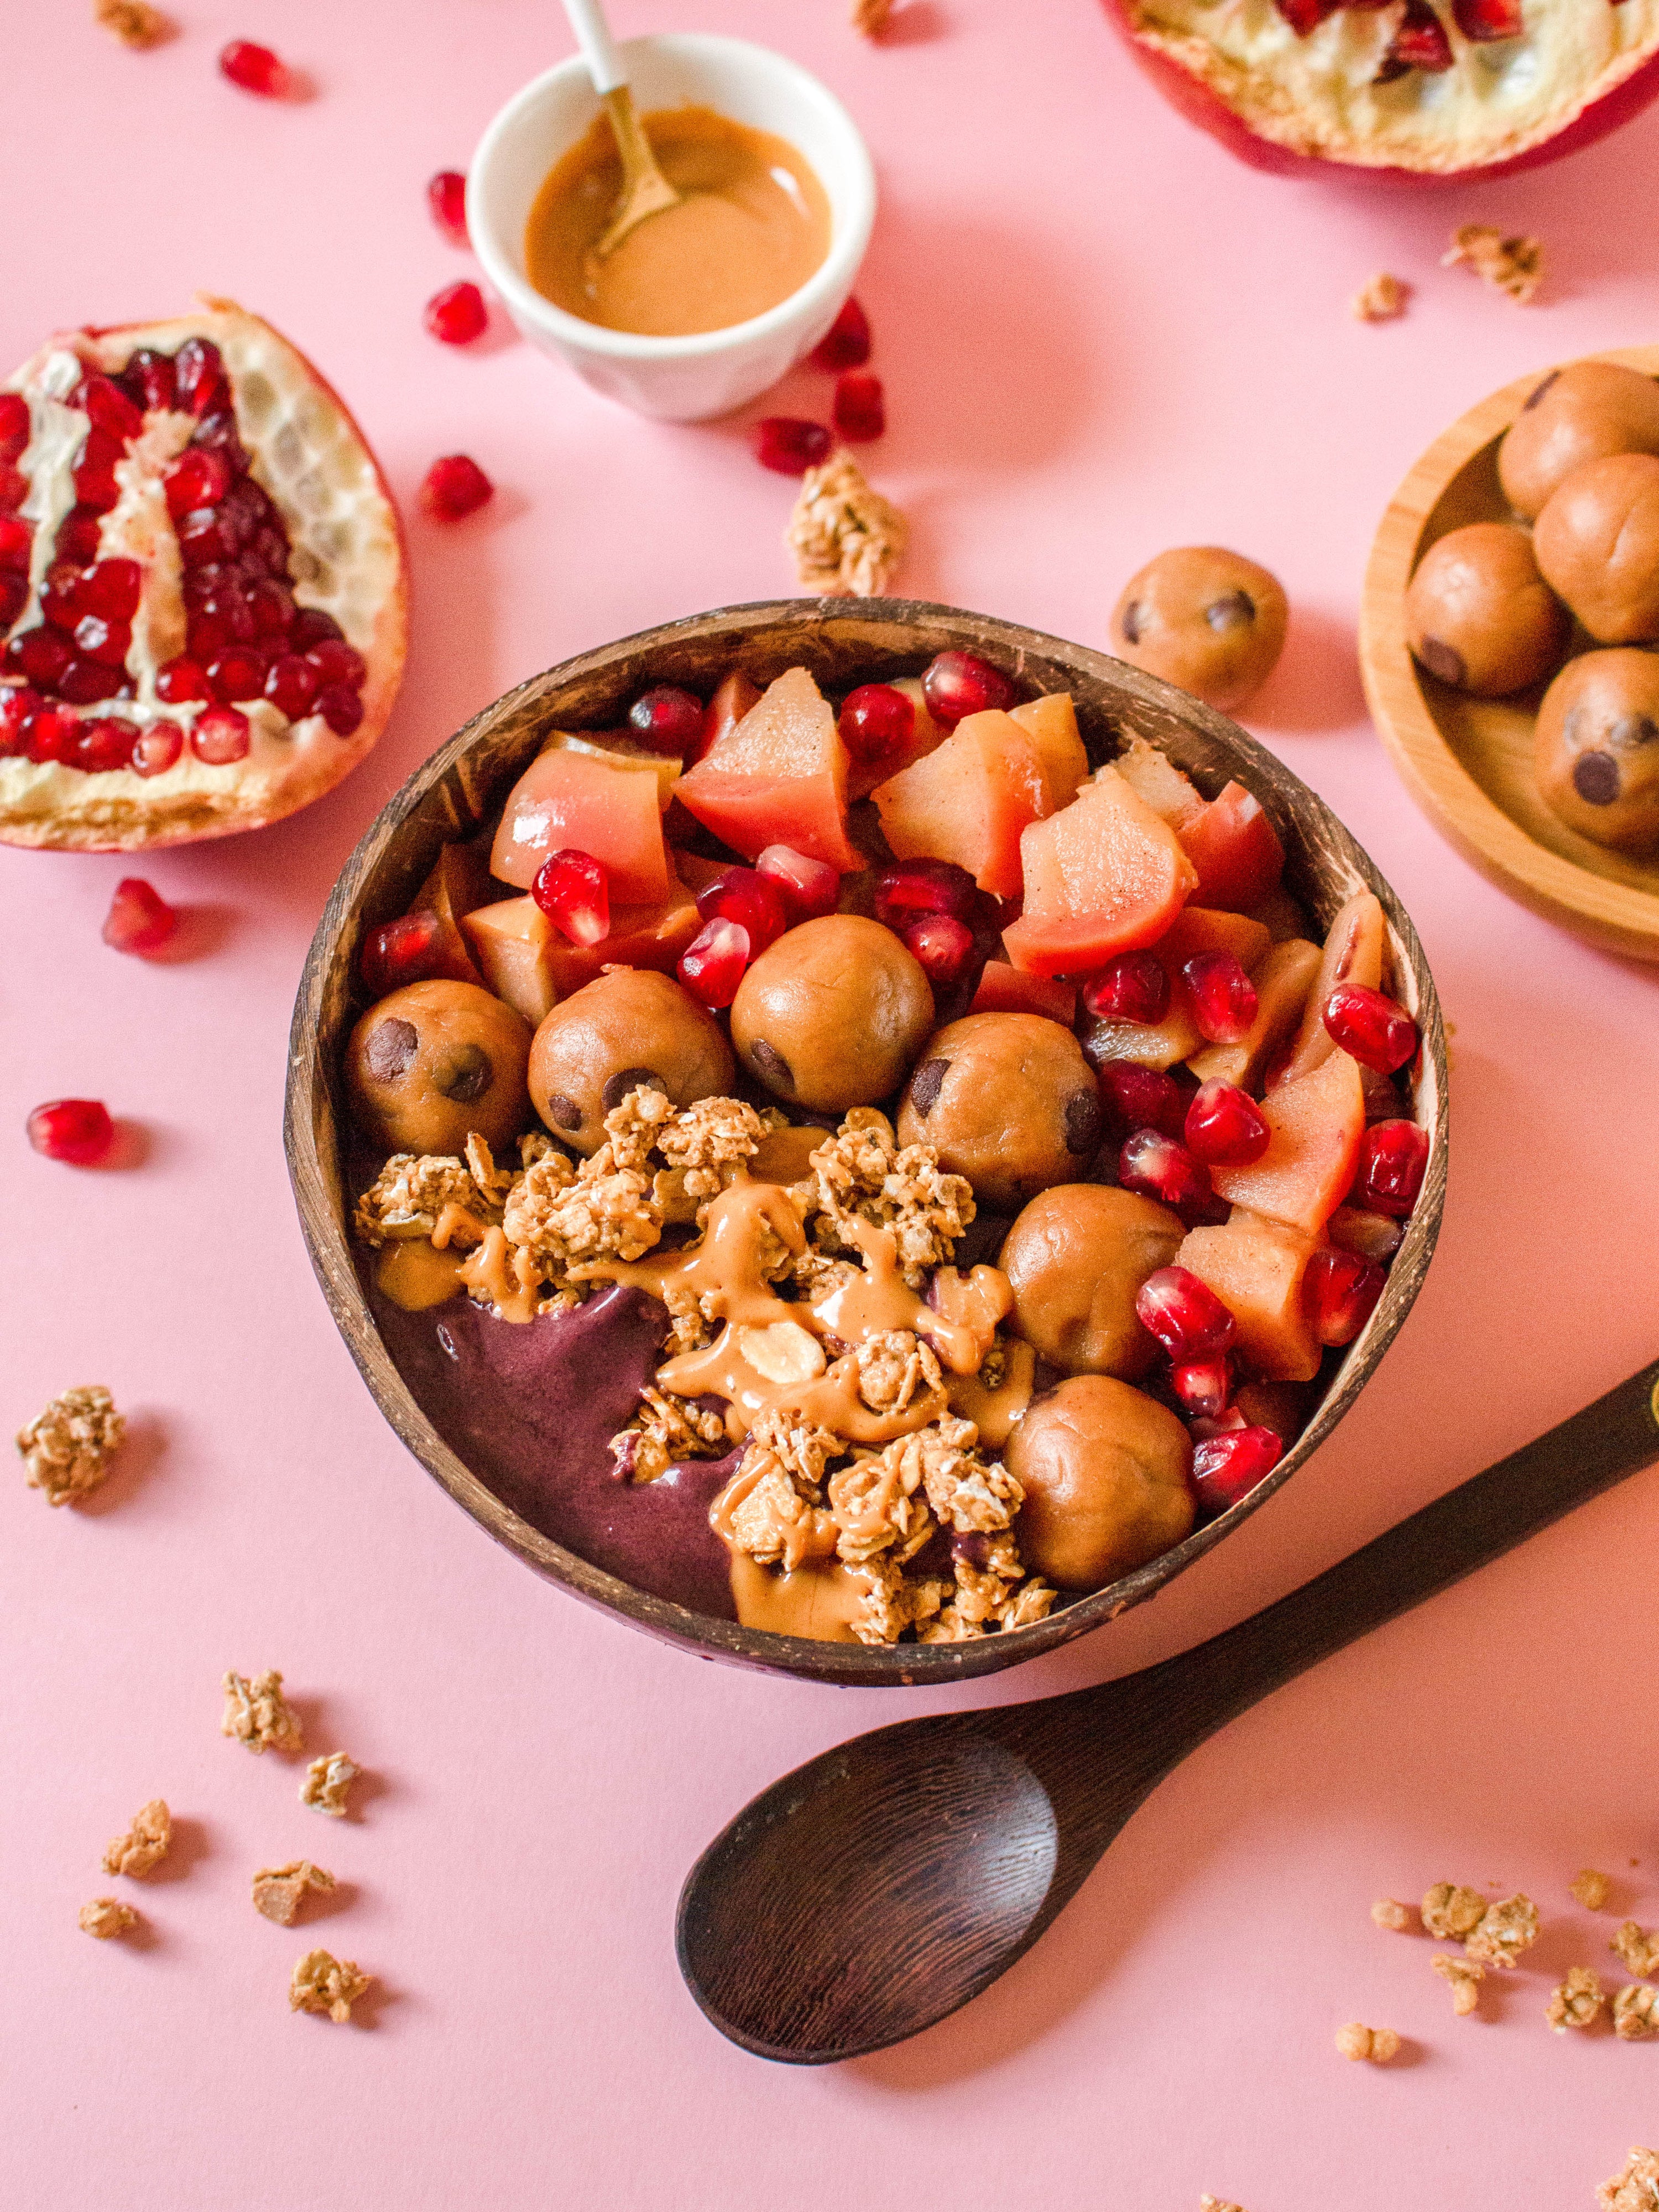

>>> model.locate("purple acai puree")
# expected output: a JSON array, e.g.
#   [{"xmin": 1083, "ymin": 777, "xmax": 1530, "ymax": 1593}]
[{"xmin": 367, "ymin": 1276, "xmax": 740, "ymax": 1619}]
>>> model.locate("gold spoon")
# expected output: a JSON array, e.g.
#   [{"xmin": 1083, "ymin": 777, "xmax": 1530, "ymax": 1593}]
[{"xmin": 562, "ymin": 0, "xmax": 680, "ymax": 259}]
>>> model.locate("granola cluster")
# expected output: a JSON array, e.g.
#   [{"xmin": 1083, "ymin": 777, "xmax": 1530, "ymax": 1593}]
[
  {"xmin": 17, "ymin": 1384, "xmax": 126, "ymax": 1506},
  {"xmin": 795, "ymin": 1108, "xmax": 975, "ymax": 1285},
  {"xmin": 786, "ymin": 448, "xmax": 906, "ymax": 598},
  {"xmin": 1603, "ymin": 2150, "xmax": 1659, "ymax": 2212},
  {"xmin": 289, "ymin": 1948, "xmax": 372, "ymax": 2023},
  {"xmin": 254, "ymin": 1860, "xmax": 336, "ymax": 1927},
  {"xmin": 1612, "ymin": 1922, "xmax": 1659, "ymax": 1979},
  {"xmin": 1443, "ymin": 223, "xmax": 1544, "ymax": 305},
  {"xmin": 1547, "ymin": 1965, "xmax": 1605, "ymax": 2032},
  {"xmin": 79, "ymin": 1896, "xmax": 139, "ymax": 1939},
  {"xmin": 300, "ymin": 1751, "xmax": 362, "ymax": 1818},
  {"xmin": 1421, "ymin": 1881, "xmax": 1538, "ymax": 1968},
  {"xmin": 1352, "ymin": 272, "xmax": 1408, "ymax": 324},
  {"xmin": 95, "ymin": 0, "xmax": 173, "ymax": 47},
  {"xmin": 1334, "ymin": 2021, "xmax": 1400, "ymax": 2063},
  {"xmin": 103, "ymin": 1799, "xmax": 171, "ymax": 1878},
  {"xmin": 221, "ymin": 1669, "xmax": 304, "ymax": 1755}
]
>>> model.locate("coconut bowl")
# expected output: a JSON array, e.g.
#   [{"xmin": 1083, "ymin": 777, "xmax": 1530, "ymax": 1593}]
[
  {"xmin": 285, "ymin": 598, "xmax": 1447, "ymax": 1686},
  {"xmin": 1361, "ymin": 346, "xmax": 1659, "ymax": 967}
]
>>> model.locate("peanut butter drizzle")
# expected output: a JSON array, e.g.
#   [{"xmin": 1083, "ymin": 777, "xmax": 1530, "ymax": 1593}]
[
  {"xmin": 728, "ymin": 1552, "xmax": 865, "ymax": 1642},
  {"xmin": 458, "ymin": 1225, "xmax": 541, "ymax": 1325},
  {"xmin": 946, "ymin": 1337, "xmax": 1036, "ymax": 1449},
  {"xmin": 375, "ymin": 1239, "xmax": 467, "ymax": 1311}
]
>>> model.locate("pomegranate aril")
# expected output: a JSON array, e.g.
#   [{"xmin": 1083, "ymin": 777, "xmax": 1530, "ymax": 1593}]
[
  {"xmin": 0, "ymin": 392, "xmax": 28, "ymax": 465},
  {"xmin": 1093, "ymin": 1058, "xmax": 1187, "ymax": 1138},
  {"xmin": 839, "ymin": 682, "xmax": 915, "ymax": 766},
  {"xmin": 1120, "ymin": 1128, "xmax": 1213, "ymax": 1214},
  {"xmin": 429, "ymin": 169, "xmax": 469, "ymax": 243},
  {"xmin": 173, "ymin": 337, "xmax": 227, "ymax": 418},
  {"xmin": 1191, "ymin": 1425, "xmax": 1284, "ymax": 1516},
  {"xmin": 1170, "ymin": 1356, "xmax": 1233, "ymax": 1421},
  {"xmin": 0, "ymin": 462, "xmax": 26, "ymax": 513},
  {"xmin": 178, "ymin": 509, "xmax": 233, "ymax": 568},
  {"xmin": 902, "ymin": 913, "xmax": 975, "ymax": 987},
  {"xmin": 251, "ymin": 525, "xmax": 291, "ymax": 575},
  {"xmin": 265, "ymin": 653, "xmax": 321, "ymax": 719},
  {"xmin": 74, "ymin": 717, "xmax": 137, "ymax": 773},
  {"xmin": 132, "ymin": 723, "xmax": 184, "ymax": 778},
  {"xmin": 56, "ymin": 505, "xmax": 105, "ymax": 567},
  {"xmin": 695, "ymin": 868, "xmax": 787, "ymax": 956},
  {"xmin": 1352, "ymin": 1118, "xmax": 1428, "ymax": 1219},
  {"xmin": 122, "ymin": 348, "xmax": 176, "ymax": 413},
  {"xmin": 1452, "ymin": 0, "xmax": 1521, "ymax": 31},
  {"xmin": 248, "ymin": 579, "xmax": 295, "ymax": 638},
  {"xmin": 72, "ymin": 613, "xmax": 131, "ymax": 670},
  {"xmin": 874, "ymin": 857, "xmax": 977, "ymax": 927},
  {"xmin": 1184, "ymin": 1077, "xmax": 1270, "ymax": 1167},
  {"xmin": 192, "ymin": 409, "xmax": 250, "ymax": 476},
  {"xmin": 289, "ymin": 607, "xmax": 343, "ymax": 652},
  {"xmin": 58, "ymin": 658, "xmax": 126, "ymax": 706},
  {"xmin": 1183, "ymin": 950, "xmax": 1258, "ymax": 1044},
  {"xmin": 420, "ymin": 453, "xmax": 494, "ymax": 521},
  {"xmin": 78, "ymin": 559, "xmax": 142, "ymax": 622},
  {"xmin": 0, "ymin": 684, "xmax": 41, "ymax": 746},
  {"xmin": 103, "ymin": 877, "xmax": 177, "ymax": 954},
  {"xmin": 921, "ymin": 650, "xmax": 1016, "ymax": 728},
  {"xmin": 207, "ymin": 648, "xmax": 264, "ymax": 703},
  {"xmin": 8, "ymin": 627, "xmax": 73, "ymax": 688},
  {"xmin": 755, "ymin": 418, "xmax": 831, "ymax": 476},
  {"xmin": 317, "ymin": 684, "xmax": 363, "ymax": 737},
  {"xmin": 425, "ymin": 281, "xmax": 488, "ymax": 345},
  {"xmin": 219, "ymin": 38, "xmax": 290, "ymax": 95},
  {"xmin": 679, "ymin": 916, "xmax": 750, "ymax": 1010},
  {"xmin": 191, "ymin": 705, "xmax": 251, "ymax": 765},
  {"xmin": 1135, "ymin": 1264, "xmax": 1237, "ymax": 1360},
  {"xmin": 1082, "ymin": 951, "xmax": 1170, "ymax": 1027},
  {"xmin": 75, "ymin": 372, "xmax": 143, "ymax": 445},
  {"xmin": 23, "ymin": 705, "xmax": 76, "ymax": 763},
  {"xmin": 810, "ymin": 295, "xmax": 871, "ymax": 372},
  {"xmin": 1375, "ymin": 0, "xmax": 1454, "ymax": 77},
  {"xmin": 40, "ymin": 570, "xmax": 83, "ymax": 630},
  {"xmin": 1323, "ymin": 983, "xmax": 1417, "ymax": 1074},
  {"xmin": 0, "ymin": 571, "xmax": 25, "ymax": 630},
  {"xmin": 757, "ymin": 842, "xmax": 840, "ymax": 921},
  {"xmin": 303, "ymin": 637, "xmax": 363, "ymax": 687},
  {"xmin": 833, "ymin": 371, "xmax": 885, "ymax": 442},
  {"xmin": 361, "ymin": 911, "xmax": 447, "ymax": 997},
  {"xmin": 165, "ymin": 447, "xmax": 232, "ymax": 519},
  {"xmin": 1272, "ymin": 0, "xmax": 1338, "ymax": 27},
  {"xmin": 533, "ymin": 848, "xmax": 611, "ymax": 947},
  {"xmin": 27, "ymin": 1098, "xmax": 116, "ymax": 1166},
  {"xmin": 1305, "ymin": 1248, "xmax": 1385, "ymax": 1348},
  {"xmin": 1327, "ymin": 1205, "xmax": 1405, "ymax": 1262},
  {"xmin": 156, "ymin": 656, "xmax": 211, "ymax": 704},
  {"xmin": 629, "ymin": 685, "xmax": 705, "ymax": 755},
  {"xmin": 74, "ymin": 429, "xmax": 124, "ymax": 511}
]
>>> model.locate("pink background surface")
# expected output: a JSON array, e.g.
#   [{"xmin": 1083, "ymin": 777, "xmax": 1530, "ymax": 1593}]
[{"xmin": 6, "ymin": 3, "xmax": 1659, "ymax": 2206}]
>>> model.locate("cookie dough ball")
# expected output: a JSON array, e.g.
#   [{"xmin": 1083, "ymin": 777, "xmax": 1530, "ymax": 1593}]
[
  {"xmin": 999, "ymin": 1185, "xmax": 1185, "ymax": 1380},
  {"xmin": 1534, "ymin": 648, "xmax": 1659, "ymax": 854},
  {"xmin": 528, "ymin": 967, "xmax": 733, "ymax": 1155},
  {"xmin": 1110, "ymin": 547, "xmax": 1288, "ymax": 713},
  {"xmin": 730, "ymin": 915, "xmax": 933, "ymax": 1114},
  {"xmin": 1499, "ymin": 362, "xmax": 1659, "ymax": 521},
  {"xmin": 1405, "ymin": 523, "xmax": 1570, "ymax": 696},
  {"xmin": 346, "ymin": 979, "xmax": 533, "ymax": 1156},
  {"xmin": 1005, "ymin": 1375, "xmax": 1194, "ymax": 1592},
  {"xmin": 896, "ymin": 1013, "xmax": 1102, "ymax": 1214},
  {"xmin": 1534, "ymin": 453, "xmax": 1659, "ymax": 644}
]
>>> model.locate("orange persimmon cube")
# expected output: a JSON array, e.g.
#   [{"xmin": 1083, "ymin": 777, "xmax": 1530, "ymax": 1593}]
[
  {"xmin": 1210, "ymin": 1048, "xmax": 1366, "ymax": 1237},
  {"xmin": 1176, "ymin": 1212, "xmax": 1322, "ymax": 1383},
  {"xmin": 1177, "ymin": 780, "xmax": 1285, "ymax": 913},
  {"xmin": 1003, "ymin": 768, "xmax": 1199, "ymax": 977},
  {"xmin": 491, "ymin": 747, "xmax": 671, "ymax": 904},
  {"xmin": 872, "ymin": 708, "xmax": 1050, "ymax": 898},
  {"xmin": 675, "ymin": 666, "xmax": 863, "ymax": 872}
]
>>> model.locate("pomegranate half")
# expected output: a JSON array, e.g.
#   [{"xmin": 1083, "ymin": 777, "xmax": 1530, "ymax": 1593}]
[
  {"xmin": 1102, "ymin": 0, "xmax": 1659, "ymax": 179},
  {"xmin": 0, "ymin": 298, "xmax": 408, "ymax": 851}
]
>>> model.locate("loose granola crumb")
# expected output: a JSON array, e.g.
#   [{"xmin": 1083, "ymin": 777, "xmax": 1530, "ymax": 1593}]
[
  {"xmin": 253, "ymin": 1860, "xmax": 337, "ymax": 1927},
  {"xmin": 1443, "ymin": 223, "xmax": 1545, "ymax": 305},
  {"xmin": 804, "ymin": 1110, "xmax": 974, "ymax": 1281},
  {"xmin": 1573, "ymin": 1869, "xmax": 1613, "ymax": 1912},
  {"xmin": 1421, "ymin": 1880, "xmax": 1487, "ymax": 1940},
  {"xmin": 1372, "ymin": 1897, "xmax": 1416, "ymax": 1933},
  {"xmin": 1614, "ymin": 1983, "xmax": 1659, "ymax": 2041},
  {"xmin": 289, "ymin": 1948, "xmax": 372, "ymax": 2023},
  {"xmin": 102, "ymin": 1798, "xmax": 171, "ymax": 1877},
  {"xmin": 1200, "ymin": 2200, "xmax": 1248, "ymax": 2212},
  {"xmin": 354, "ymin": 1151, "xmax": 494, "ymax": 1248},
  {"xmin": 1601, "ymin": 2148, "xmax": 1659, "ymax": 2212},
  {"xmin": 222, "ymin": 1670, "xmax": 304, "ymax": 1755},
  {"xmin": 1334, "ymin": 2021, "xmax": 1400, "ymax": 2062},
  {"xmin": 17, "ymin": 1384, "xmax": 126, "ymax": 1506},
  {"xmin": 1433, "ymin": 1953, "xmax": 1486, "ymax": 2015},
  {"xmin": 79, "ymin": 1896, "xmax": 139, "ymax": 1939},
  {"xmin": 786, "ymin": 448, "xmax": 906, "ymax": 598},
  {"xmin": 300, "ymin": 1752, "xmax": 361, "ymax": 1818},
  {"xmin": 1612, "ymin": 1923, "xmax": 1659, "ymax": 1978},
  {"xmin": 1466, "ymin": 1892, "xmax": 1540, "ymax": 1969},
  {"xmin": 95, "ymin": 0, "xmax": 174, "ymax": 46},
  {"xmin": 1352, "ymin": 272, "xmax": 1409, "ymax": 323},
  {"xmin": 1547, "ymin": 1965, "xmax": 1605, "ymax": 2032},
  {"xmin": 851, "ymin": 0, "xmax": 891, "ymax": 33}
]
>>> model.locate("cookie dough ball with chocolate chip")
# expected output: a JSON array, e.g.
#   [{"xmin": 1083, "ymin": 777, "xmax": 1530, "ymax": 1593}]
[
  {"xmin": 896, "ymin": 1013, "xmax": 1102, "ymax": 1214},
  {"xmin": 1499, "ymin": 361, "xmax": 1659, "ymax": 521},
  {"xmin": 1004, "ymin": 1375, "xmax": 1193, "ymax": 1591},
  {"xmin": 528, "ymin": 967, "xmax": 733, "ymax": 1155},
  {"xmin": 1534, "ymin": 453, "xmax": 1659, "ymax": 644},
  {"xmin": 1534, "ymin": 648, "xmax": 1659, "ymax": 854},
  {"xmin": 346, "ymin": 979, "xmax": 533, "ymax": 1156},
  {"xmin": 999, "ymin": 1185, "xmax": 1185, "ymax": 1380},
  {"xmin": 730, "ymin": 915, "xmax": 933, "ymax": 1114},
  {"xmin": 1405, "ymin": 523, "xmax": 1570, "ymax": 696},
  {"xmin": 1110, "ymin": 547, "xmax": 1288, "ymax": 712}
]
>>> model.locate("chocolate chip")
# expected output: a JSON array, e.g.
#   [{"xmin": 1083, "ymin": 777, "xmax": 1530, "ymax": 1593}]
[
  {"xmin": 1205, "ymin": 589, "xmax": 1254, "ymax": 633},
  {"xmin": 910, "ymin": 1057, "xmax": 950, "ymax": 1117},
  {"xmin": 602, "ymin": 1066, "xmax": 665, "ymax": 1112},
  {"xmin": 1063, "ymin": 1086, "xmax": 1102, "ymax": 1156},
  {"xmin": 1416, "ymin": 635, "xmax": 1465, "ymax": 687},
  {"xmin": 748, "ymin": 1038, "xmax": 794, "ymax": 1093},
  {"xmin": 952, "ymin": 1532, "xmax": 991, "ymax": 1569},
  {"xmin": 1573, "ymin": 750, "xmax": 1621, "ymax": 806},
  {"xmin": 545, "ymin": 1092, "xmax": 583, "ymax": 1131},
  {"xmin": 364, "ymin": 1017, "xmax": 418, "ymax": 1084},
  {"xmin": 1119, "ymin": 599, "xmax": 1144, "ymax": 646},
  {"xmin": 1522, "ymin": 368, "xmax": 1561, "ymax": 413},
  {"xmin": 436, "ymin": 1044, "xmax": 492, "ymax": 1102},
  {"xmin": 1610, "ymin": 713, "xmax": 1659, "ymax": 750}
]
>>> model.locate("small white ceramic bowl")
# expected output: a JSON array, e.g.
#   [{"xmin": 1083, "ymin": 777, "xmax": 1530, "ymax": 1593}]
[{"xmin": 467, "ymin": 33, "xmax": 877, "ymax": 423}]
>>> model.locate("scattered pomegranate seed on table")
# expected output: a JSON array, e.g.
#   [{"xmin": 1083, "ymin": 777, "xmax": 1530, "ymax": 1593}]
[
  {"xmin": 1135, "ymin": 1265, "xmax": 1237, "ymax": 1361},
  {"xmin": 425, "ymin": 281, "xmax": 488, "ymax": 346},
  {"xmin": 833, "ymin": 371, "xmax": 885, "ymax": 442},
  {"xmin": 1191, "ymin": 1425, "xmax": 1284, "ymax": 1516},
  {"xmin": 103, "ymin": 879, "xmax": 176, "ymax": 956},
  {"xmin": 628, "ymin": 686, "xmax": 705, "ymax": 755},
  {"xmin": 1171, "ymin": 1356, "xmax": 1233, "ymax": 1421},
  {"xmin": 1183, "ymin": 951, "xmax": 1258, "ymax": 1045},
  {"xmin": 1323, "ymin": 983, "xmax": 1418, "ymax": 1073},
  {"xmin": 218, "ymin": 39, "xmax": 290, "ymax": 96},
  {"xmin": 695, "ymin": 869, "xmax": 787, "ymax": 956},
  {"xmin": 28, "ymin": 1099, "xmax": 116, "ymax": 1166},
  {"xmin": 839, "ymin": 683, "xmax": 914, "ymax": 767},
  {"xmin": 1083, "ymin": 952, "xmax": 1171, "ymax": 1027},
  {"xmin": 811, "ymin": 296, "xmax": 871, "ymax": 371},
  {"xmin": 1305, "ymin": 1248, "xmax": 1386, "ymax": 1347},
  {"xmin": 532, "ymin": 849, "xmax": 611, "ymax": 947},
  {"xmin": 1093, "ymin": 1058, "xmax": 1187, "ymax": 1138},
  {"xmin": 1184, "ymin": 1078, "xmax": 1270, "ymax": 1166},
  {"xmin": 755, "ymin": 418, "xmax": 832, "ymax": 476},
  {"xmin": 679, "ymin": 917, "xmax": 750, "ymax": 1009},
  {"xmin": 1352, "ymin": 1119, "xmax": 1430, "ymax": 1218},
  {"xmin": 427, "ymin": 169, "xmax": 469, "ymax": 243},
  {"xmin": 361, "ymin": 911, "xmax": 447, "ymax": 996},
  {"xmin": 921, "ymin": 651, "xmax": 1016, "ymax": 727},
  {"xmin": 1120, "ymin": 1130, "xmax": 1213, "ymax": 1215},
  {"xmin": 191, "ymin": 705, "xmax": 250, "ymax": 765},
  {"xmin": 420, "ymin": 455, "xmax": 493, "ymax": 520},
  {"xmin": 756, "ymin": 843, "xmax": 839, "ymax": 921},
  {"xmin": 902, "ymin": 913, "xmax": 975, "ymax": 986},
  {"xmin": 874, "ymin": 858, "xmax": 977, "ymax": 928}
]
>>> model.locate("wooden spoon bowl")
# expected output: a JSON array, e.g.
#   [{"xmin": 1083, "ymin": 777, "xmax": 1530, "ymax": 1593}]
[
  {"xmin": 284, "ymin": 597, "xmax": 1447, "ymax": 1686},
  {"xmin": 1360, "ymin": 346, "xmax": 1659, "ymax": 964}
]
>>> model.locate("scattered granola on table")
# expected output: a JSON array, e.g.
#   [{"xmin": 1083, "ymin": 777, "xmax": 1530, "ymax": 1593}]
[
  {"xmin": 1612, "ymin": 1922, "xmax": 1659, "ymax": 1978},
  {"xmin": 1421, "ymin": 1881, "xmax": 1487, "ymax": 1940},
  {"xmin": 785, "ymin": 448, "xmax": 906, "ymax": 597},
  {"xmin": 1200, "ymin": 2199, "xmax": 1247, "ymax": 2212},
  {"xmin": 1352, "ymin": 272, "xmax": 1408, "ymax": 324},
  {"xmin": 17, "ymin": 1385, "xmax": 125, "ymax": 1506},
  {"xmin": 253, "ymin": 1861, "xmax": 336, "ymax": 1927},
  {"xmin": 290, "ymin": 1948, "xmax": 372, "ymax": 2023},
  {"xmin": 79, "ymin": 1897, "xmax": 138, "ymax": 1939},
  {"xmin": 1334, "ymin": 2021, "xmax": 1400, "ymax": 2063},
  {"xmin": 1614, "ymin": 1983, "xmax": 1659, "ymax": 2041},
  {"xmin": 1601, "ymin": 2148, "xmax": 1659, "ymax": 2212},
  {"xmin": 221, "ymin": 1670, "xmax": 304, "ymax": 1755},
  {"xmin": 1443, "ymin": 224, "xmax": 1545, "ymax": 305},
  {"xmin": 1466, "ymin": 1893, "xmax": 1540, "ymax": 1969},
  {"xmin": 300, "ymin": 1752, "xmax": 362, "ymax": 1818},
  {"xmin": 1548, "ymin": 1966, "xmax": 1605, "ymax": 2032},
  {"xmin": 1574, "ymin": 1869, "xmax": 1613, "ymax": 1912},
  {"xmin": 1371, "ymin": 1896, "xmax": 1415, "ymax": 1932},
  {"xmin": 1433, "ymin": 1954, "xmax": 1486, "ymax": 2015},
  {"xmin": 102, "ymin": 1799, "xmax": 171, "ymax": 1877},
  {"xmin": 94, "ymin": 0, "xmax": 173, "ymax": 46},
  {"xmin": 849, "ymin": 0, "xmax": 892, "ymax": 32}
]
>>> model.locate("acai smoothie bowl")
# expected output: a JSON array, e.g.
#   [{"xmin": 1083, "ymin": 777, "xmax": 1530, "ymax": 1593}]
[{"xmin": 285, "ymin": 599, "xmax": 1446, "ymax": 1686}]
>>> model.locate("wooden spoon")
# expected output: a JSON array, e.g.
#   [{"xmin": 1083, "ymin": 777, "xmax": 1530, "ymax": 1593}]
[
  {"xmin": 561, "ymin": 0, "xmax": 680, "ymax": 261},
  {"xmin": 677, "ymin": 1358, "xmax": 1659, "ymax": 2064}
]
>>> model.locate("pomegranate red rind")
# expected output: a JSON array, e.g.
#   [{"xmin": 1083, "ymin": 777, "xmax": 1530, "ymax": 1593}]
[{"xmin": 0, "ymin": 297, "xmax": 407, "ymax": 852}]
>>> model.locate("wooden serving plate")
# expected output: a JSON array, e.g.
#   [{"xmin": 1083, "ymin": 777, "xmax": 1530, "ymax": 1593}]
[
  {"xmin": 1361, "ymin": 346, "xmax": 1659, "ymax": 966},
  {"xmin": 285, "ymin": 598, "xmax": 1447, "ymax": 1687}
]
